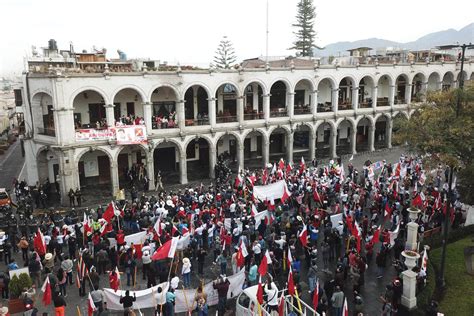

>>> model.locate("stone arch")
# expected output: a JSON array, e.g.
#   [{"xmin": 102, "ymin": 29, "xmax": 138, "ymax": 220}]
[
  {"xmin": 392, "ymin": 111, "xmax": 409, "ymax": 121},
  {"xmin": 442, "ymin": 71, "xmax": 455, "ymax": 90},
  {"xmin": 36, "ymin": 146, "xmax": 59, "ymax": 185},
  {"xmin": 76, "ymin": 146, "xmax": 114, "ymax": 189},
  {"xmin": 215, "ymin": 131, "xmax": 242, "ymax": 171},
  {"xmin": 149, "ymin": 85, "xmax": 180, "ymax": 129},
  {"xmin": 355, "ymin": 116, "xmax": 373, "ymax": 152},
  {"xmin": 395, "ymin": 73, "xmax": 410, "ymax": 104},
  {"xmin": 294, "ymin": 78, "xmax": 315, "ymax": 115},
  {"xmin": 269, "ymin": 126, "xmax": 291, "ymax": 160},
  {"xmin": 358, "ymin": 75, "xmax": 376, "ymax": 108},
  {"xmin": 76, "ymin": 146, "xmax": 114, "ymax": 164},
  {"xmin": 338, "ymin": 76, "xmax": 356, "ymax": 110},
  {"xmin": 212, "ymin": 81, "xmax": 242, "ymax": 98},
  {"xmin": 115, "ymin": 144, "xmax": 149, "ymax": 188},
  {"xmin": 392, "ymin": 111, "xmax": 409, "ymax": 146},
  {"xmin": 427, "ymin": 71, "xmax": 441, "ymax": 92},
  {"xmin": 69, "ymin": 86, "xmax": 110, "ymax": 107},
  {"xmin": 374, "ymin": 113, "xmax": 391, "ymax": 149},
  {"xmin": 315, "ymin": 120, "xmax": 336, "ymax": 158},
  {"xmin": 293, "ymin": 122, "xmax": 314, "ymax": 161},
  {"xmin": 316, "ymin": 77, "xmax": 337, "ymax": 112},
  {"xmin": 215, "ymin": 82, "xmax": 240, "ymax": 123},
  {"xmin": 31, "ymin": 91, "xmax": 56, "ymax": 135},
  {"xmin": 335, "ymin": 117, "xmax": 356, "ymax": 155},
  {"xmin": 269, "ymin": 79, "xmax": 292, "ymax": 117},
  {"xmin": 72, "ymin": 88, "xmax": 109, "ymax": 128},
  {"xmin": 411, "ymin": 72, "xmax": 427, "ymax": 102},
  {"xmin": 376, "ymin": 74, "xmax": 394, "ymax": 107},
  {"xmin": 111, "ymin": 85, "xmax": 147, "ymax": 104},
  {"xmin": 112, "ymin": 87, "xmax": 147, "ymax": 122},
  {"xmin": 185, "ymin": 136, "xmax": 214, "ymax": 181},
  {"xmin": 355, "ymin": 115, "xmax": 375, "ymax": 127},
  {"xmin": 148, "ymin": 84, "xmax": 181, "ymax": 102},
  {"xmin": 181, "ymin": 82, "xmax": 212, "ymax": 99},
  {"xmin": 241, "ymin": 79, "xmax": 268, "ymax": 96},
  {"xmin": 243, "ymin": 81, "xmax": 266, "ymax": 120},
  {"xmin": 183, "ymin": 84, "xmax": 211, "ymax": 125},
  {"xmin": 112, "ymin": 144, "xmax": 149, "ymax": 162},
  {"xmin": 153, "ymin": 139, "xmax": 183, "ymax": 183},
  {"xmin": 243, "ymin": 129, "xmax": 267, "ymax": 167}
]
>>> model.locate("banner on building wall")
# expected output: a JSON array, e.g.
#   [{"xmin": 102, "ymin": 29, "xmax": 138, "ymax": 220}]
[
  {"xmin": 75, "ymin": 128, "xmax": 115, "ymax": 142},
  {"xmin": 112, "ymin": 125, "xmax": 147, "ymax": 145},
  {"xmin": 75, "ymin": 125, "xmax": 147, "ymax": 144}
]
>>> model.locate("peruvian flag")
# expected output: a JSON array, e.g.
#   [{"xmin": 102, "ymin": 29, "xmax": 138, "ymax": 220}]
[
  {"xmin": 100, "ymin": 220, "xmax": 113, "ymax": 237},
  {"xmin": 256, "ymin": 276, "xmax": 264, "ymax": 305},
  {"xmin": 154, "ymin": 217, "xmax": 163, "ymax": 236},
  {"xmin": 33, "ymin": 228, "xmax": 46, "ymax": 256},
  {"xmin": 102, "ymin": 201, "xmax": 116, "ymax": 223},
  {"xmin": 421, "ymin": 248, "xmax": 429, "ymax": 274},
  {"xmin": 287, "ymin": 266, "xmax": 295, "ymax": 296},
  {"xmin": 109, "ymin": 266, "xmax": 120, "ymax": 292},
  {"xmin": 299, "ymin": 156, "xmax": 306, "ymax": 174},
  {"xmin": 412, "ymin": 193, "xmax": 423, "ymax": 208},
  {"xmin": 278, "ymin": 158, "xmax": 285, "ymax": 171},
  {"xmin": 343, "ymin": 296, "xmax": 349, "ymax": 316},
  {"xmin": 286, "ymin": 162, "xmax": 293, "ymax": 174},
  {"xmin": 384, "ymin": 202, "xmax": 392, "ymax": 218},
  {"xmin": 298, "ymin": 223, "xmax": 308, "ymax": 247},
  {"xmin": 312, "ymin": 279, "xmax": 319, "ymax": 311},
  {"xmin": 287, "ymin": 248, "xmax": 293, "ymax": 268},
  {"xmin": 83, "ymin": 213, "xmax": 92, "ymax": 236},
  {"xmin": 247, "ymin": 174, "xmax": 257, "ymax": 187},
  {"xmin": 88, "ymin": 293, "xmax": 97, "ymax": 316},
  {"xmin": 258, "ymin": 250, "xmax": 272, "ymax": 276},
  {"xmin": 278, "ymin": 290, "xmax": 286, "ymax": 316},
  {"xmin": 236, "ymin": 241, "xmax": 248, "ymax": 268},
  {"xmin": 151, "ymin": 237, "xmax": 179, "ymax": 261},
  {"xmin": 262, "ymin": 168, "xmax": 269, "ymax": 185},
  {"xmin": 235, "ymin": 172, "xmax": 244, "ymax": 187},
  {"xmin": 371, "ymin": 226, "xmax": 381, "ymax": 246},
  {"xmin": 41, "ymin": 276, "xmax": 52, "ymax": 306},
  {"xmin": 313, "ymin": 189, "xmax": 322, "ymax": 203}
]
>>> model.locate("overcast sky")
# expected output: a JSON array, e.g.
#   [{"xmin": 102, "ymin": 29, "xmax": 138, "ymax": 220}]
[{"xmin": 1, "ymin": 0, "xmax": 473, "ymax": 77}]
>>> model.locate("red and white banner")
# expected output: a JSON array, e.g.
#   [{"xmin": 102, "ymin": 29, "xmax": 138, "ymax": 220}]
[
  {"xmin": 75, "ymin": 128, "xmax": 115, "ymax": 142},
  {"xmin": 75, "ymin": 125, "xmax": 147, "ymax": 144},
  {"xmin": 252, "ymin": 180, "xmax": 290, "ymax": 203}
]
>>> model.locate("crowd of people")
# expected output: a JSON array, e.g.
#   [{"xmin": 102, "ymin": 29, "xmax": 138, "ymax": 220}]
[{"xmin": 0, "ymin": 153, "xmax": 467, "ymax": 316}]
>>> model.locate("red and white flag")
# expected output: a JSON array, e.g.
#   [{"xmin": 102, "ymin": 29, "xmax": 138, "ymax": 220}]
[
  {"xmin": 287, "ymin": 248, "xmax": 293, "ymax": 268},
  {"xmin": 41, "ymin": 276, "xmax": 52, "ymax": 306},
  {"xmin": 278, "ymin": 158, "xmax": 285, "ymax": 171},
  {"xmin": 299, "ymin": 156, "xmax": 306, "ymax": 174},
  {"xmin": 151, "ymin": 237, "xmax": 179, "ymax": 261},
  {"xmin": 236, "ymin": 240, "xmax": 248, "ymax": 268},
  {"xmin": 102, "ymin": 201, "xmax": 116, "ymax": 223},
  {"xmin": 251, "ymin": 204, "xmax": 258, "ymax": 216},
  {"xmin": 154, "ymin": 217, "xmax": 163, "ymax": 236},
  {"xmin": 287, "ymin": 266, "xmax": 295, "ymax": 296},
  {"xmin": 278, "ymin": 290, "xmax": 286, "ymax": 316},
  {"xmin": 256, "ymin": 276, "xmax": 264, "ymax": 305},
  {"xmin": 343, "ymin": 296, "xmax": 349, "ymax": 316},
  {"xmin": 33, "ymin": 228, "xmax": 46, "ymax": 256},
  {"xmin": 88, "ymin": 293, "xmax": 97, "ymax": 316},
  {"xmin": 109, "ymin": 266, "xmax": 120, "ymax": 292},
  {"xmin": 421, "ymin": 248, "xmax": 429, "ymax": 274},
  {"xmin": 258, "ymin": 250, "xmax": 272, "ymax": 276},
  {"xmin": 312, "ymin": 279, "xmax": 319, "ymax": 311},
  {"xmin": 298, "ymin": 223, "xmax": 308, "ymax": 247}
]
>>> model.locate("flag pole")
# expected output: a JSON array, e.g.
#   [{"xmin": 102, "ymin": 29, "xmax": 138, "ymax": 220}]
[
  {"xmin": 76, "ymin": 305, "xmax": 82, "ymax": 316},
  {"xmin": 294, "ymin": 287, "xmax": 304, "ymax": 315}
]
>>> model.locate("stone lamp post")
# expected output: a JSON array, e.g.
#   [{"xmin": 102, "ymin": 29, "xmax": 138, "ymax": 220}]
[{"xmin": 401, "ymin": 208, "xmax": 422, "ymax": 310}]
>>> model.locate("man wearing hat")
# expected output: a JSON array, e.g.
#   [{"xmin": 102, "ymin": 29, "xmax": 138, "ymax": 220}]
[{"xmin": 213, "ymin": 275, "xmax": 230, "ymax": 316}]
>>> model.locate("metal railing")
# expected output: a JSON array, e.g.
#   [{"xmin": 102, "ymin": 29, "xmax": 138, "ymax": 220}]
[
  {"xmin": 377, "ymin": 98, "xmax": 390, "ymax": 107},
  {"xmin": 216, "ymin": 115, "xmax": 238, "ymax": 123},
  {"xmin": 317, "ymin": 103, "xmax": 333, "ymax": 112},
  {"xmin": 270, "ymin": 110, "xmax": 287, "ymax": 117},
  {"xmin": 152, "ymin": 121, "xmax": 178, "ymax": 129},
  {"xmin": 37, "ymin": 127, "xmax": 56, "ymax": 137},
  {"xmin": 185, "ymin": 118, "xmax": 209, "ymax": 126},
  {"xmin": 244, "ymin": 112, "xmax": 264, "ymax": 120},
  {"xmin": 294, "ymin": 107, "xmax": 311, "ymax": 115}
]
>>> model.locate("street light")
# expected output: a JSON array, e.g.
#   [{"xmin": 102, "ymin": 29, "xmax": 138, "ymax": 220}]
[{"xmin": 435, "ymin": 43, "xmax": 474, "ymax": 288}]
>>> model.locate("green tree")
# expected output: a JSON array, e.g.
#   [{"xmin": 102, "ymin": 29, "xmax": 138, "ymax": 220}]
[
  {"xmin": 291, "ymin": 0, "xmax": 317, "ymax": 57},
  {"xmin": 213, "ymin": 36, "xmax": 237, "ymax": 69},
  {"xmin": 395, "ymin": 83, "xmax": 474, "ymax": 203}
]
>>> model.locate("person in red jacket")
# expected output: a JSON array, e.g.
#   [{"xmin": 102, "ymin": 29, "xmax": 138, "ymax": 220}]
[{"xmin": 116, "ymin": 230, "xmax": 125, "ymax": 248}]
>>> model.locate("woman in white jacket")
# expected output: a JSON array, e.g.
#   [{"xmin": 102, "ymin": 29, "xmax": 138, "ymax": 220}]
[{"xmin": 182, "ymin": 257, "xmax": 192, "ymax": 287}]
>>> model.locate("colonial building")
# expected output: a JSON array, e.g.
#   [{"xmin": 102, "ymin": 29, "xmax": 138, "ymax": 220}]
[{"xmin": 17, "ymin": 40, "xmax": 473, "ymax": 203}]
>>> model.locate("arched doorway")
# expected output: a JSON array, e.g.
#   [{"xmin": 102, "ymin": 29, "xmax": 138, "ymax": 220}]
[
  {"xmin": 411, "ymin": 73, "xmax": 426, "ymax": 103},
  {"xmin": 294, "ymin": 79, "xmax": 313, "ymax": 115},
  {"xmin": 184, "ymin": 85, "xmax": 209, "ymax": 126},
  {"xmin": 270, "ymin": 81, "xmax": 288, "ymax": 117},
  {"xmin": 186, "ymin": 138, "xmax": 211, "ymax": 181},
  {"xmin": 356, "ymin": 118, "xmax": 371, "ymax": 152},
  {"xmin": 336, "ymin": 119, "xmax": 354, "ymax": 155},
  {"xmin": 375, "ymin": 115, "xmax": 389, "ymax": 149},
  {"xmin": 338, "ymin": 77, "xmax": 355, "ymax": 110},
  {"xmin": 293, "ymin": 124, "xmax": 312, "ymax": 161},
  {"xmin": 216, "ymin": 133, "xmax": 239, "ymax": 171},
  {"xmin": 243, "ymin": 82, "xmax": 264, "ymax": 120},
  {"xmin": 216, "ymin": 83, "xmax": 238, "ymax": 123},
  {"xmin": 359, "ymin": 76, "xmax": 375, "ymax": 108},
  {"xmin": 316, "ymin": 122, "xmax": 334, "ymax": 158},
  {"xmin": 112, "ymin": 88, "xmax": 144, "ymax": 125},
  {"xmin": 36, "ymin": 148, "xmax": 59, "ymax": 205},
  {"xmin": 154, "ymin": 141, "xmax": 180, "ymax": 185},
  {"xmin": 269, "ymin": 128, "xmax": 288, "ymax": 160},
  {"xmin": 151, "ymin": 86, "xmax": 178, "ymax": 129},
  {"xmin": 377, "ymin": 75, "xmax": 392, "ymax": 107},
  {"xmin": 117, "ymin": 145, "xmax": 147, "ymax": 189},
  {"xmin": 78, "ymin": 149, "xmax": 111, "ymax": 189},
  {"xmin": 392, "ymin": 113, "xmax": 409, "ymax": 146},
  {"xmin": 427, "ymin": 72, "xmax": 441, "ymax": 92},
  {"xmin": 442, "ymin": 72, "xmax": 454, "ymax": 91},
  {"xmin": 317, "ymin": 78, "xmax": 334, "ymax": 112},
  {"xmin": 31, "ymin": 92, "xmax": 56, "ymax": 136},
  {"xmin": 73, "ymin": 90, "xmax": 107, "ymax": 129},
  {"xmin": 395, "ymin": 74, "xmax": 409, "ymax": 104},
  {"xmin": 244, "ymin": 130, "xmax": 264, "ymax": 169}
]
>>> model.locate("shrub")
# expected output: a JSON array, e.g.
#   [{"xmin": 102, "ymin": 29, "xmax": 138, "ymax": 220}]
[{"xmin": 8, "ymin": 273, "xmax": 32, "ymax": 299}]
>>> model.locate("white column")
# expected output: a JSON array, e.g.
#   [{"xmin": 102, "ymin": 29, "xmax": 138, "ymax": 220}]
[
  {"xmin": 110, "ymin": 161, "xmax": 120, "ymax": 196},
  {"xmin": 179, "ymin": 152, "xmax": 188, "ymax": 184},
  {"xmin": 209, "ymin": 145, "xmax": 216, "ymax": 179},
  {"xmin": 263, "ymin": 138, "xmax": 270, "ymax": 167},
  {"xmin": 386, "ymin": 119, "xmax": 393, "ymax": 149},
  {"xmin": 368, "ymin": 125, "xmax": 375, "ymax": 152},
  {"xmin": 287, "ymin": 132, "xmax": 294, "ymax": 163},
  {"xmin": 287, "ymin": 92, "xmax": 295, "ymax": 118},
  {"xmin": 372, "ymin": 86, "xmax": 378, "ymax": 108},
  {"xmin": 330, "ymin": 129, "xmax": 337, "ymax": 158},
  {"xmin": 401, "ymin": 270, "xmax": 417, "ymax": 310},
  {"xmin": 350, "ymin": 127, "xmax": 357, "ymax": 154},
  {"xmin": 252, "ymin": 83, "xmax": 259, "ymax": 111},
  {"xmin": 389, "ymin": 85, "xmax": 396, "ymax": 107},
  {"xmin": 176, "ymin": 100, "xmax": 185, "ymax": 130},
  {"xmin": 237, "ymin": 141, "xmax": 244, "ymax": 171},
  {"xmin": 237, "ymin": 96, "xmax": 244, "ymax": 125},
  {"xmin": 55, "ymin": 108, "xmax": 75, "ymax": 145},
  {"xmin": 147, "ymin": 156, "xmax": 155, "ymax": 190},
  {"xmin": 104, "ymin": 104, "xmax": 115, "ymax": 127},
  {"xmin": 263, "ymin": 94, "xmax": 270, "ymax": 121},
  {"xmin": 208, "ymin": 98, "xmax": 216, "ymax": 127},
  {"xmin": 332, "ymin": 89, "xmax": 339, "ymax": 114},
  {"xmin": 309, "ymin": 131, "xmax": 316, "ymax": 161},
  {"xmin": 58, "ymin": 149, "xmax": 77, "ymax": 205},
  {"xmin": 311, "ymin": 90, "xmax": 318, "ymax": 115},
  {"xmin": 143, "ymin": 102, "xmax": 152, "ymax": 133},
  {"xmin": 406, "ymin": 84, "xmax": 413, "ymax": 105},
  {"xmin": 406, "ymin": 222, "xmax": 419, "ymax": 251},
  {"xmin": 193, "ymin": 86, "xmax": 199, "ymax": 119},
  {"xmin": 352, "ymin": 86, "xmax": 359, "ymax": 110}
]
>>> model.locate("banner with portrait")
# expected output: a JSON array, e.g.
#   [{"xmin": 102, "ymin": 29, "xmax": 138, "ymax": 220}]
[{"xmin": 112, "ymin": 125, "xmax": 147, "ymax": 145}]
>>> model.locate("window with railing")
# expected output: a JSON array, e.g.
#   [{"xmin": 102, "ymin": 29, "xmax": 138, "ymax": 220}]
[
  {"xmin": 216, "ymin": 114, "xmax": 237, "ymax": 123},
  {"xmin": 359, "ymin": 98, "xmax": 373, "ymax": 108},
  {"xmin": 377, "ymin": 98, "xmax": 390, "ymax": 106}
]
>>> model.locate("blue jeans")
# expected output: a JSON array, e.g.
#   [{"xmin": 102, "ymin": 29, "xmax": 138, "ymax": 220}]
[
  {"xmin": 377, "ymin": 266, "xmax": 384, "ymax": 277},
  {"xmin": 183, "ymin": 272, "xmax": 191, "ymax": 287},
  {"xmin": 308, "ymin": 277, "xmax": 316, "ymax": 292},
  {"xmin": 220, "ymin": 262, "xmax": 227, "ymax": 276},
  {"xmin": 333, "ymin": 307, "xmax": 342, "ymax": 316}
]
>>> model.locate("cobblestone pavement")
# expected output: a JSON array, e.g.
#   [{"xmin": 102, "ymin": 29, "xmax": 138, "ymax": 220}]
[{"xmin": 0, "ymin": 146, "xmax": 412, "ymax": 315}]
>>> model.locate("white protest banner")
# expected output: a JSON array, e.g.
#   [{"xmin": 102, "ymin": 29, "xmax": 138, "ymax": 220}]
[
  {"xmin": 252, "ymin": 180, "xmax": 290, "ymax": 202},
  {"xmin": 330, "ymin": 213, "xmax": 344, "ymax": 234},
  {"xmin": 108, "ymin": 231, "xmax": 147, "ymax": 249},
  {"xmin": 112, "ymin": 125, "xmax": 147, "ymax": 145},
  {"xmin": 103, "ymin": 282, "xmax": 168, "ymax": 310}
]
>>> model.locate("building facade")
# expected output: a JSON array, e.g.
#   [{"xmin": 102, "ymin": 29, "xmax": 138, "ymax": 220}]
[{"xmin": 19, "ymin": 56, "xmax": 473, "ymax": 203}]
